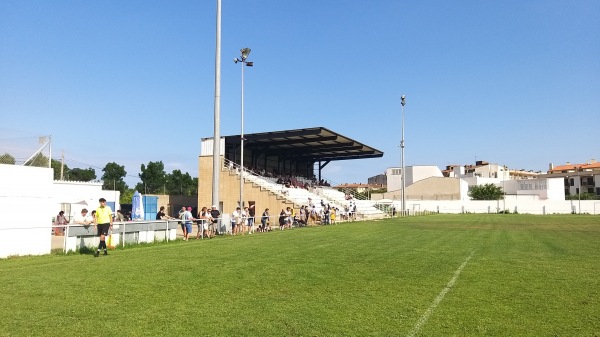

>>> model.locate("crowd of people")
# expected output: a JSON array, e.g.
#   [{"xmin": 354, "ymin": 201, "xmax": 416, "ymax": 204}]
[
  {"xmin": 51, "ymin": 195, "xmax": 363, "ymax": 259},
  {"xmin": 228, "ymin": 161, "xmax": 333, "ymax": 190},
  {"xmin": 154, "ymin": 199, "xmax": 360, "ymax": 242}
]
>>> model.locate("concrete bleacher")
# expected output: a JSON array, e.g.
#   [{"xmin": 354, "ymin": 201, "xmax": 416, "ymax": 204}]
[
  {"xmin": 318, "ymin": 187, "xmax": 385, "ymax": 219},
  {"xmin": 235, "ymin": 161, "xmax": 385, "ymax": 220}
]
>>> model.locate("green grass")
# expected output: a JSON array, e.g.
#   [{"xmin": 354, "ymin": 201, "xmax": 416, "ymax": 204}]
[{"xmin": 1, "ymin": 214, "xmax": 599, "ymax": 336}]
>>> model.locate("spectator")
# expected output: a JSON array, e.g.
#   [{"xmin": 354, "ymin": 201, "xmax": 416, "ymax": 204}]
[
  {"xmin": 231, "ymin": 207, "xmax": 241, "ymax": 236},
  {"xmin": 261, "ymin": 208, "xmax": 270, "ymax": 232},
  {"xmin": 156, "ymin": 206, "xmax": 173, "ymax": 220},
  {"xmin": 278, "ymin": 209, "xmax": 286, "ymax": 230},
  {"xmin": 73, "ymin": 208, "xmax": 93, "ymax": 226},
  {"xmin": 247, "ymin": 204, "xmax": 256, "ymax": 234},
  {"xmin": 197, "ymin": 207, "xmax": 211, "ymax": 239},
  {"xmin": 54, "ymin": 211, "xmax": 68, "ymax": 236},
  {"xmin": 210, "ymin": 205, "xmax": 221, "ymax": 234},
  {"xmin": 242, "ymin": 206, "xmax": 249, "ymax": 234},
  {"xmin": 114, "ymin": 210, "xmax": 125, "ymax": 222},
  {"xmin": 331, "ymin": 207, "xmax": 337, "ymax": 224},
  {"xmin": 181, "ymin": 207, "xmax": 194, "ymax": 241}
]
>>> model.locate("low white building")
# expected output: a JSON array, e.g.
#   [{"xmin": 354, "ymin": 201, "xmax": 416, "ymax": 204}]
[
  {"xmin": 0, "ymin": 164, "xmax": 120, "ymax": 258},
  {"xmin": 380, "ymin": 160, "xmax": 565, "ymax": 201}
]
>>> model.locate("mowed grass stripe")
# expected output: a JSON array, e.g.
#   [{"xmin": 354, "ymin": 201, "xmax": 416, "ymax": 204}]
[{"xmin": 1, "ymin": 214, "xmax": 599, "ymax": 336}]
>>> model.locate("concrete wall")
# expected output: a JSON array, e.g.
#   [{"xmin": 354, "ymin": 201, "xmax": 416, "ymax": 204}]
[
  {"xmin": 0, "ymin": 164, "xmax": 54, "ymax": 258},
  {"xmin": 146, "ymin": 195, "xmax": 198, "ymax": 217},
  {"xmin": 381, "ymin": 177, "xmax": 465, "ymax": 201}
]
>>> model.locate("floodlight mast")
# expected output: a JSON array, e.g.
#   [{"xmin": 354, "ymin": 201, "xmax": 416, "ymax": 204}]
[
  {"xmin": 212, "ymin": 0, "xmax": 222, "ymax": 215},
  {"xmin": 401, "ymin": 95, "xmax": 406, "ymax": 216},
  {"xmin": 234, "ymin": 48, "xmax": 252, "ymax": 208}
]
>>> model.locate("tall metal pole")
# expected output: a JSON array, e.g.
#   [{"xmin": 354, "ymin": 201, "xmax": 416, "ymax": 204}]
[
  {"xmin": 235, "ymin": 48, "xmax": 251, "ymax": 208},
  {"xmin": 240, "ymin": 57, "xmax": 245, "ymax": 208},
  {"xmin": 577, "ymin": 166, "xmax": 581, "ymax": 214},
  {"xmin": 211, "ymin": 0, "xmax": 222, "ymax": 210},
  {"xmin": 401, "ymin": 95, "xmax": 406, "ymax": 215}
]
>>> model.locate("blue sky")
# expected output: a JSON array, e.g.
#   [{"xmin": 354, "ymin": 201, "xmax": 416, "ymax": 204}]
[{"xmin": 1, "ymin": 0, "xmax": 598, "ymax": 186}]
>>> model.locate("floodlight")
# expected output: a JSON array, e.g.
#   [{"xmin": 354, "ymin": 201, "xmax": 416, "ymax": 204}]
[{"xmin": 240, "ymin": 48, "xmax": 251, "ymax": 60}]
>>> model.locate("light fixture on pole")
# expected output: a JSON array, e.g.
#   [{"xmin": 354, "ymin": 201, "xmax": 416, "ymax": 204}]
[
  {"xmin": 234, "ymin": 48, "xmax": 253, "ymax": 208},
  {"xmin": 400, "ymin": 94, "xmax": 406, "ymax": 216}
]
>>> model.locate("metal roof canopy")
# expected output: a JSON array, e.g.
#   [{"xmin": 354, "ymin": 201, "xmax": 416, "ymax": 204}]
[{"xmin": 224, "ymin": 127, "xmax": 384, "ymax": 165}]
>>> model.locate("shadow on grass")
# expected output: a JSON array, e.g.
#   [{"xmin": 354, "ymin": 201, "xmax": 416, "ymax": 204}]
[{"xmin": 78, "ymin": 246, "xmax": 97, "ymax": 255}]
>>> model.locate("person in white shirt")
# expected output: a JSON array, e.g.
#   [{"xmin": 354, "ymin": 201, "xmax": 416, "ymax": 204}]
[
  {"xmin": 231, "ymin": 207, "xmax": 241, "ymax": 235},
  {"xmin": 74, "ymin": 208, "xmax": 94, "ymax": 226}
]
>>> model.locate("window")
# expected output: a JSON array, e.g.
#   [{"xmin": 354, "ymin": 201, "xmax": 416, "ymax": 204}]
[{"xmin": 570, "ymin": 178, "xmax": 574, "ymax": 186}]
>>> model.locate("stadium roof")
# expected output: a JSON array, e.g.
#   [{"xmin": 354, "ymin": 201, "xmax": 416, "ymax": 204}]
[{"xmin": 223, "ymin": 127, "xmax": 384, "ymax": 163}]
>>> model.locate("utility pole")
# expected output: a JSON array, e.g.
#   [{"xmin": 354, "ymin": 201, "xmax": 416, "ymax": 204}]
[{"xmin": 60, "ymin": 151, "xmax": 64, "ymax": 180}]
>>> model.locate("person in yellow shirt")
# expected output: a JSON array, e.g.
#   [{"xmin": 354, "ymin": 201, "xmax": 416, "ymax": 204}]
[
  {"xmin": 93, "ymin": 198, "xmax": 113, "ymax": 257},
  {"xmin": 330, "ymin": 207, "xmax": 336, "ymax": 224}
]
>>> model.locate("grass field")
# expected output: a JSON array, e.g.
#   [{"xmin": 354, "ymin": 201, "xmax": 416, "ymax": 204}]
[{"xmin": 1, "ymin": 214, "xmax": 599, "ymax": 336}]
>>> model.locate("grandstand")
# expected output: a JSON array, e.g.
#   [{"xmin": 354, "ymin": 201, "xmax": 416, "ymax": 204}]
[{"xmin": 197, "ymin": 127, "xmax": 385, "ymax": 219}]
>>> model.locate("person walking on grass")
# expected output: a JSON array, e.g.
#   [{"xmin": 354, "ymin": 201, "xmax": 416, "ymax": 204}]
[{"xmin": 93, "ymin": 198, "xmax": 113, "ymax": 257}]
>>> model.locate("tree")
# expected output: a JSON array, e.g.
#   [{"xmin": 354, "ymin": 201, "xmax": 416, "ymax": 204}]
[
  {"xmin": 25, "ymin": 153, "xmax": 49, "ymax": 167},
  {"xmin": 102, "ymin": 162, "xmax": 128, "ymax": 193},
  {"xmin": 0, "ymin": 153, "xmax": 16, "ymax": 165},
  {"xmin": 165, "ymin": 169, "xmax": 195, "ymax": 195},
  {"xmin": 50, "ymin": 159, "xmax": 67, "ymax": 180},
  {"xmin": 468, "ymin": 183, "xmax": 504, "ymax": 200},
  {"xmin": 120, "ymin": 188, "xmax": 135, "ymax": 205},
  {"xmin": 139, "ymin": 161, "xmax": 167, "ymax": 194},
  {"xmin": 68, "ymin": 168, "xmax": 97, "ymax": 182},
  {"xmin": 566, "ymin": 193, "xmax": 599, "ymax": 200}
]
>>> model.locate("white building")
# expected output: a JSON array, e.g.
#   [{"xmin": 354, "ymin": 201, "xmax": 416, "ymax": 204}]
[
  {"xmin": 0, "ymin": 164, "xmax": 120, "ymax": 258},
  {"xmin": 386, "ymin": 165, "xmax": 444, "ymax": 192},
  {"xmin": 379, "ymin": 160, "xmax": 565, "ymax": 201}
]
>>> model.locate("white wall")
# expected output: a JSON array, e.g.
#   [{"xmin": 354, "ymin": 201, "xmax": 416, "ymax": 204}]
[
  {"xmin": 397, "ymin": 199, "xmax": 600, "ymax": 215},
  {"xmin": 0, "ymin": 164, "xmax": 54, "ymax": 258},
  {"xmin": 200, "ymin": 137, "xmax": 225, "ymax": 156},
  {"xmin": 386, "ymin": 167, "xmax": 402, "ymax": 192},
  {"xmin": 52, "ymin": 181, "xmax": 120, "ymax": 220},
  {"xmin": 406, "ymin": 166, "xmax": 443, "ymax": 185}
]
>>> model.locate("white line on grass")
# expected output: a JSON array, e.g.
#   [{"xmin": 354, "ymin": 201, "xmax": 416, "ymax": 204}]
[{"xmin": 407, "ymin": 250, "xmax": 474, "ymax": 337}]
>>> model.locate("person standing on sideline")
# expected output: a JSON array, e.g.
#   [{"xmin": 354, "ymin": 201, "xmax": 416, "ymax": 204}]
[
  {"xmin": 260, "ymin": 208, "xmax": 270, "ymax": 232},
  {"xmin": 196, "ymin": 207, "xmax": 210, "ymax": 239},
  {"xmin": 247, "ymin": 204, "xmax": 256, "ymax": 234},
  {"xmin": 54, "ymin": 211, "xmax": 68, "ymax": 236},
  {"xmin": 210, "ymin": 205, "xmax": 221, "ymax": 234},
  {"xmin": 231, "ymin": 207, "xmax": 241, "ymax": 235},
  {"xmin": 93, "ymin": 198, "xmax": 113, "ymax": 257},
  {"xmin": 181, "ymin": 207, "xmax": 194, "ymax": 241}
]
